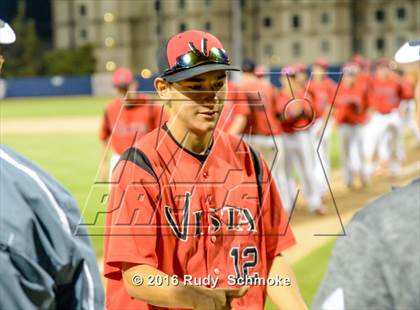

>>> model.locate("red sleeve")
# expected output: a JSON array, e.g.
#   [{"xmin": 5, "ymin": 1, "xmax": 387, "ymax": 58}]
[
  {"xmin": 99, "ymin": 110, "xmax": 111, "ymax": 141},
  {"xmin": 401, "ymin": 78, "xmax": 414, "ymax": 100},
  {"xmin": 103, "ymin": 161, "xmax": 160, "ymax": 280},
  {"xmin": 260, "ymin": 157, "xmax": 295, "ymax": 261}
]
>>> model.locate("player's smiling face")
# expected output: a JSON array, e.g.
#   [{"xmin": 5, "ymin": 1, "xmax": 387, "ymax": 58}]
[{"xmin": 161, "ymin": 70, "xmax": 227, "ymax": 135}]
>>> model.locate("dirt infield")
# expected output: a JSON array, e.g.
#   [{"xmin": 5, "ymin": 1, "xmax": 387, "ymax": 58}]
[{"xmin": 1, "ymin": 116, "xmax": 100, "ymax": 134}]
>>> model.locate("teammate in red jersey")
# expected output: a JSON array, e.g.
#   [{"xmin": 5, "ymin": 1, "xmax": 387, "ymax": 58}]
[
  {"xmin": 334, "ymin": 63, "xmax": 369, "ymax": 188},
  {"xmin": 308, "ymin": 58, "xmax": 337, "ymax": 195},
  {"xmin": 237, "ymin": 60, "xmax": 291, "ymax": 210},
  {"xmin": 276, "ymin": 66, "xmax": 325, "ymax": 215},
  {"xmin": 103, "ymin": 30, "xmax": 306, "ymax": 310},
  {"xmin": 238, "ymin": 59, "xmax": 280, "ymax": 139},
  {"xmin": 99, "ymin": 67, "xmax": 163, "ymax": 181},
  {"xmin": 352, "ymin": 54, "xmax": 372, "ymax": 93},
  {"xmin": 366, "ymin": 58, "xmax": 404, "ymax": 176}
]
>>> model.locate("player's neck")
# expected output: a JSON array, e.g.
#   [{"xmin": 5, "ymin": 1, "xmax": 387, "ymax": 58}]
[{"xmin": 165, "ymin": 121, "xmax": 213, "ymax": 155}]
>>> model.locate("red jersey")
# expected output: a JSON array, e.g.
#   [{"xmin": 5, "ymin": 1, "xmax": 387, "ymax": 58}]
[
  {"xmin": 99, "ymin": 95, "xmax": 163, "ymax": 155},
  {"xmin": 218, "ymin": 80, "xmax": 251, "ymax": 132},
  {"xmin": 368, "ymin": 77, "xmax": 403, "ymax": 114},
  {"xmin": 276, "ymin": 89, "xmax": 315, "ymax": 134},
  {"xmin": 400, "ymin": 76, "xmax": 415, "ymax": 100},
  {"xmin": 334, "ymin": 83, "xmax": 369, "ymax": 125},
  {"xmin": 355, "ymin": 72, "xmax": 371, "ymax": 93},
  {"xmin": 307, "ymin": 78, "xmax": 336, "ymax": 119},
  {"xmin": 239, "ymin": 76, "xmax": 281, "ymax": 135},
  {"xmin": 103, "ymin": 125, "xmax": 295, "ymax": 310}
]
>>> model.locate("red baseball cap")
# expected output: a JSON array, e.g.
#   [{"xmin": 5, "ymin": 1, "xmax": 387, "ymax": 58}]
[
  {"xmin": 342, "ymin": 62, "xmax": 359, "ymax": 75},
  {"xmin": 112, "ymin": 67, "xmax": 134, "ymax": 88},
  {"xmin": 293, "ymin": 63, "xmax": 307, "ymax": 73},
  {"xmin": 351, "ymin": 54, "xmax": 364, "ymax": 66},
  {"xmin": 314, "ymin": 57, "xmax": 329, "ymax": 68},
  {"xmin": 157, "ymin": 30, "xmax": 239, "ymax": 82}
]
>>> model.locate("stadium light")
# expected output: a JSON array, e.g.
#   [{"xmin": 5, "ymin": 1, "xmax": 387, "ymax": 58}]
[
  {"xmin": 141, "ymin": 68, "xmax": 152, "ymax": 79},
  {"xmin": 104, "ymin": 13, "xmax": 114, "ymax": 23},
  {"xmin": 105, "ymin": 37, "xmax": 115, "ymax": 47},
  {"xmin": 106, "ymin": 61, "xmax": 116, "ymax": 71}
]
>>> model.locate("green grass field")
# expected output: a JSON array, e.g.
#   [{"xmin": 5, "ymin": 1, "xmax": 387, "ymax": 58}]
[
  {"xmin": 1, "ymin": 96, "xmax": 338, "ymax": 306},
  {"xmin": 266, "ymin": 239, "xmax": 335, "ymax": 308},
  {"xmin": 0, "ymin": 96, "xmax": 109, "ymax": 119}
]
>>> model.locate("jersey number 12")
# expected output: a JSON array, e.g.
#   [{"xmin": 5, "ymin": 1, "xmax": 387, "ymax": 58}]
[{"xmin": 230, "ymin": 247, "xmax": 258, "ymax": 279}]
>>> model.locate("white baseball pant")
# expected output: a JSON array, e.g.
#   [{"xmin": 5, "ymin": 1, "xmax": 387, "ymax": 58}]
[
  {"xmin": 338, "ymin": 124, "xmax": 367, "ymax": 185},
  {"xmin": 282, "ymin": 131, "xmax": 322, "ymax": 212}
]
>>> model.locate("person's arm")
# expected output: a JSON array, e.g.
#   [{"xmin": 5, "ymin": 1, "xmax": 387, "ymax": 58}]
[
  {"xmin": 267, "ymin": 256, "xmax": 307, "ymax": 310},
  {"xmin": 122, "ymin": 263, "xmax": 248, "ymax": 310}
]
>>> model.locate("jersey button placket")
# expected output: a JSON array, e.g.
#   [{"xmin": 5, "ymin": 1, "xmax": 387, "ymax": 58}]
[{"xmin": 213, "ymin": 267, "xmax": 220, "ymax": 275}]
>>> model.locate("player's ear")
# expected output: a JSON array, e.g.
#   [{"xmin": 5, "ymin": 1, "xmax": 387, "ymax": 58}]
[{"xmin": 155, "ymin": 77, "xmax": 171, "ymax": 100}]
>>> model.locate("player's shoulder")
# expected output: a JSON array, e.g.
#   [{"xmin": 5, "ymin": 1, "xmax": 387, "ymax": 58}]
[
  {"xmin": 132, "ymin": 127, "xmax": 161, "ymax": 152},
  {"xmin": 105, "ymin": 98, "xmax": 123, "ymax": 114},
  {"xmin": 113, "ymin": 128, "xmax": 162, "ymax": 182}
]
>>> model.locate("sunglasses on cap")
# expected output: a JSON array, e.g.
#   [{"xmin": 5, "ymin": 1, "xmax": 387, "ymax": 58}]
[{"xmin": 164, "ymin": 40, "xmax": 230, "ymax": 76}]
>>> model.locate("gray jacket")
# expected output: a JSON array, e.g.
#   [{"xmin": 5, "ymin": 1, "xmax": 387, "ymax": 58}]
[
  {"xmin": 313, "ymin": 178, "xmax": 420, "ymax": 310},
  {"xmin": 0, "ymin": 145, "xmax": 104, "ymax": 309}
]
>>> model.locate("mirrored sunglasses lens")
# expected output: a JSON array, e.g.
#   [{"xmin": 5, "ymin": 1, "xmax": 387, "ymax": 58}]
[
  {"xmin": 209, "ymin": 48, "xmax": 229, "ymax": 63},
  {"xmin": 176, "ymin": 52, "xmax": 199, "ymax": 68}
]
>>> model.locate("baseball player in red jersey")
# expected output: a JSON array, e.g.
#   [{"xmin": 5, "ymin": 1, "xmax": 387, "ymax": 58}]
[
  {"xmin": 237, "ymin": 60, "xmax": 292, "ymax": 211},
  {"xmin": 334, "ymin": 63, "xmax": 369, "ymax": 188},
  {"xmin": 352, "ymin": 54, "xmax": 372, "ymax": 93},
  {"xmin": 238, "ymin": 59, "xmax": 281, "ymax": 140},
  {"xmin": 366, "ymin": 58, "xmax": 404, "ymax": 176},
  {"xmin": 276, "ymin": 66, "xmax": 325, "ymax": 215},
  {"xmin": 217, "ymin": 79, "xmax": 250, "ymax": 135},
  {"xmin": 307, "ymin": 58, "xmax": 337, "ymax": 195},
  {"xmin": 99, "ymin": 67, "xmax": 164, "ymax": 181},
  {"xmin": 103, "ymin": 30, "xmax": 306, "ymax": 310}
]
